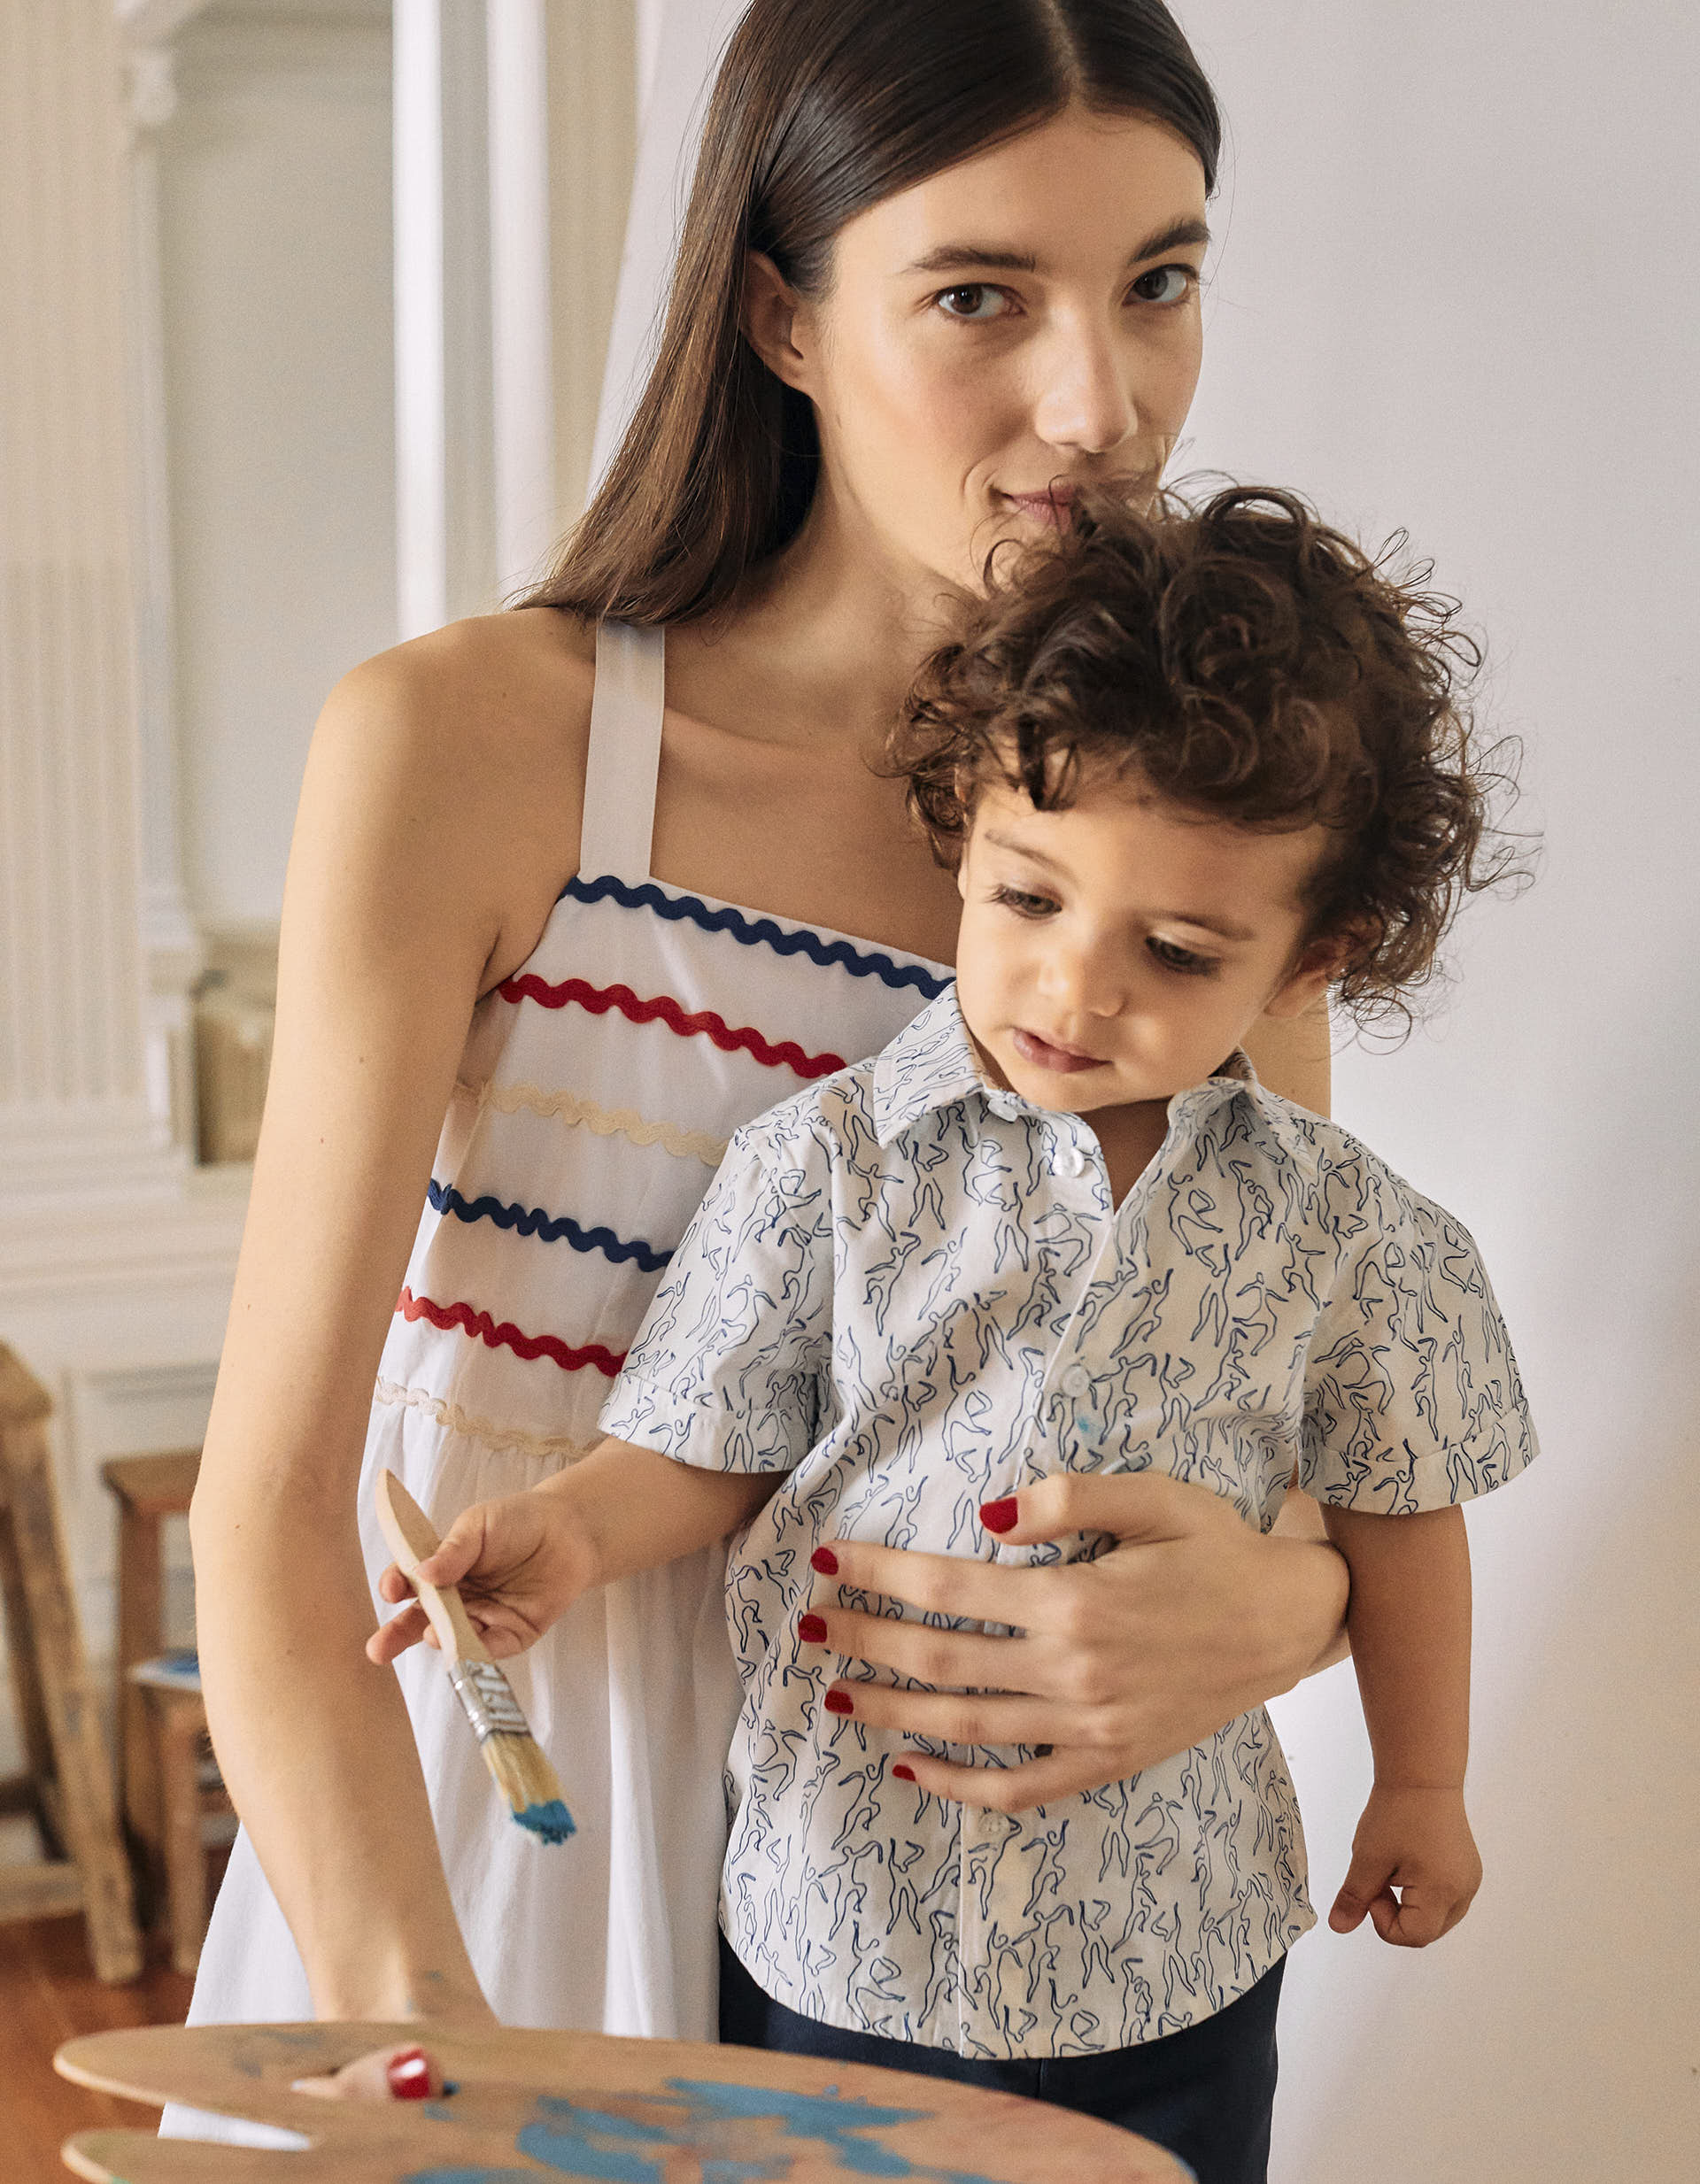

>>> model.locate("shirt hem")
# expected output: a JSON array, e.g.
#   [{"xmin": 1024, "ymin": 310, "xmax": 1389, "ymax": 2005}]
[{"xmin": 719, "ymin": 1902, "xmax": 1316, "ymax": 2061}]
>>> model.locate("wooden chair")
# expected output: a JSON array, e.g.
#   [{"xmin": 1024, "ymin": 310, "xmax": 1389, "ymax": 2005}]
[
  {"xmin": 102, "ymin": 1447, "xmax": 233, "ymax": 1975},
  {"xmin": 0, "ymin": 1344, "xmax": 142, "ymax": 1981}
]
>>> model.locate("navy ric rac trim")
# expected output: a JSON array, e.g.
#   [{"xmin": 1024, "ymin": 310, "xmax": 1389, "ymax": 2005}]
[
  {"xmin": 561, "ymin": 873, "xmax": 951, "ymax": 999},
  {"xmin": 427, "ymin": 1181, "xmax": 670, "ymax": 1273}
]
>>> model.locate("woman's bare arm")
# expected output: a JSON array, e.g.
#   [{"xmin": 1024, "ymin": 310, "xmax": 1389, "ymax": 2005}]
[{"xmin": 189, "ymin": 614, "xmax": 592, "ymax": 2021}]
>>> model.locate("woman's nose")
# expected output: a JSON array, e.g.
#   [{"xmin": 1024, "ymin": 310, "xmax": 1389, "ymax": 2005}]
[{"xmin": 1032, "ymin": 318, "xmax": 1137, "ymax": 457}]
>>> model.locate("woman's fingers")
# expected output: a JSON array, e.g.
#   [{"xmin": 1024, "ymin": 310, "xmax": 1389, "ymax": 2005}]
[
  {"xmin": 889, "ymin": 1743, "xmax": 1140, "ymax": 1815},
  {"xmin": 815, "ymin": 1540, "xmax": 1053, "ymax": 1627},
  {"xmin": 980, "ymin": 1469, "xmax": 1203, "ymax": 1549},
  {"xmin": 803, "ymin": 1601, "xmax": 1036, "ymax": 1694},
  {"xmin": 823, "ymin": 1679, "xmax": 1068, "ymax": 1749},
  {"xmin": 291, "ymin": 2043, "xmax": 444, "ymax": 2102}
]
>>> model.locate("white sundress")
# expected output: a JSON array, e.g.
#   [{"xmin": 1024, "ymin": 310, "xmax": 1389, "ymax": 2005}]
[{"xmin": 169, "ymin": 621, "xmax": 952, "ymax": 2133}]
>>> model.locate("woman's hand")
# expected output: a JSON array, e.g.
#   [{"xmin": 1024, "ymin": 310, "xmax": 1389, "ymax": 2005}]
[
  {"xmin": 292, "ymin": 2042, "xmax": 445, "ymax": 2103},
  {"xmin": 806, "ymin": 1470, "xmax": 1349, "ymax": 1811},
  {"xmin": 367, "ymin": 1483, "xmax": 596, "ymax": 1665}
]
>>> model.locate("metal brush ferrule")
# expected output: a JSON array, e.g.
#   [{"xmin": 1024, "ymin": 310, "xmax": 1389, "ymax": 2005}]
[{"xmin": 446, "ymin": 1657, "xmax": 529, "ymax": 1744}]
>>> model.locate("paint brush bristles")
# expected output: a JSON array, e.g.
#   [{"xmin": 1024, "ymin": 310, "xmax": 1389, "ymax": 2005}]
[{"xmin": 375, "ymin": 1469, "xmax": 576, "ymax": 1845}]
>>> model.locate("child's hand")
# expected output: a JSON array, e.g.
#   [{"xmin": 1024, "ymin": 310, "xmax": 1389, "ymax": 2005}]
[
  {"xmin": 1328, "ymin": 1783, "xmax": 1481, "ymax": 1947},
  {"xmin": 366, "ymin": 1484, "xmax": 594, "ymax": 1666}
]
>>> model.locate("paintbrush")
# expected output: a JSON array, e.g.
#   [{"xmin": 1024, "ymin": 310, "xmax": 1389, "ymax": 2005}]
[{"xmin": 375, "ymin": 1468, "xmax": 575, "ymax": 1845}]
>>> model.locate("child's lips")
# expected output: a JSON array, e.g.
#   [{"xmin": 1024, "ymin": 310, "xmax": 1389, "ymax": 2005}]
[{"xmin": 1012, "ymin": 1027, "xmax": 1101, "ymax": 1074}]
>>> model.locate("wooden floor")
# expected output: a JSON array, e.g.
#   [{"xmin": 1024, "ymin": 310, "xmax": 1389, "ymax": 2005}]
[{"xmin": 3, "ymin": 1910, "xmax": 200, "ymax": 2184}]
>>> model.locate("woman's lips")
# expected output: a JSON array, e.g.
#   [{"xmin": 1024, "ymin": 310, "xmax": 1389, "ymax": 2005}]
[
  {"xmin": 1001, "ymin": 490, "xmax": 1076, "ymax": 529},
  {"xmin": 1011, "ymin": 1027, "xmax": 1101, "ymax": 1074}
]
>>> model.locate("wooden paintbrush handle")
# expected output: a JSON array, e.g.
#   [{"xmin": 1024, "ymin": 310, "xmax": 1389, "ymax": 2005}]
[{"xmin": 375, "ymin": 1469, "xmax": 493, "ymax": 1665}]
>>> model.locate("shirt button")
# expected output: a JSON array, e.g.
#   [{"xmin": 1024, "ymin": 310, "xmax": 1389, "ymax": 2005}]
[
  {"xmin": 1059, "ymin": 1142, "xmax": 1088, "ymax": 1177},
  {"xmin": 1061, "ymin": 1362, "xmax": 1093, "ymax": 1398}
]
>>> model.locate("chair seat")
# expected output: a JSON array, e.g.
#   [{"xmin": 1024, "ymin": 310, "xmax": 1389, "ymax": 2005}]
[{"xmin": 126, "ymin": 1650, "xmax": 202, "ymax": 1697}]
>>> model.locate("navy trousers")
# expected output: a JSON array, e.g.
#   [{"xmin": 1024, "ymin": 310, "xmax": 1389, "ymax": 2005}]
[{"xmin": 718, "ymin": 1935, "xmax": 1285, "ymax": 2184}]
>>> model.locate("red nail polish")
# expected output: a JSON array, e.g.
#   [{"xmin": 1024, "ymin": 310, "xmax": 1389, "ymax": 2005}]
[
  {"xmin": 798, "ymin": 1613, "xmax": 828, "ymax": 1644},
  {"xmin": 387, "ymin": 2049, "xmax": 431, "ymax": 2100},
  {"xmin": 810, "ymin": 1546, "xmax": 839, "ymax": 1575},
  {"xmin": 892, "ymin": 1763, "xmax": 916, "ymax": 1782},
  {"xmin": 823, "ymin": 1689, "xmax": 854, "ymax": 1715},
  {"xmin": 979, "ymin": 1495, "xmax": 1019, "ymax": 1533}
]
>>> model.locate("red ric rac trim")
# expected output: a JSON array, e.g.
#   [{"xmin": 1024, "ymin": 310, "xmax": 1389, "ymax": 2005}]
[
  {"xmin": 395, "ymin": 1288, "xmax": 625, "ymax": 1377},
  {"xmin": 498, "ymin": 975, "xmax": 846, "ymax": 1080}
]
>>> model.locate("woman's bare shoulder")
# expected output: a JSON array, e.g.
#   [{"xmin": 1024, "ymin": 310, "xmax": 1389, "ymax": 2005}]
[
  {"xmin": 310, "ymin": 608, "xmax": 598, "ymax": 981},
  {"xmin": 327, "ymin": 606, "xmax": 595, "ymax": 783}
]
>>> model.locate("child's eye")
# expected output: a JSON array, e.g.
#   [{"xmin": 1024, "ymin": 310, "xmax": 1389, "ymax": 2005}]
[
  {"xmin": 1129, "ymin": 263, "xmax": 1197, "ymax": 306},
  {"xmin": 991, "ymin": 884, "xmax": 1058, "ymax": 918},
  {"xmin": 934, "ymin": 284, "xmax": 1015, "ymax": 322},
  {"xmin": 1148, "ymin": 935, "xmax": 1217, "ymax": 975}
]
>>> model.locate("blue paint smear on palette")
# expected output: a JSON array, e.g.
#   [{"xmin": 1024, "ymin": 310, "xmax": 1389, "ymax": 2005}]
[
  {"xmin": 404, "ymin": 2172, "xmax": 540, "ymax": 2183},
  {"xmin": 669, "ymin": 2079, "xmax": 1009, "ymax": 2182},
  {"xmin": 402, "ymin": 2076, "xmax": 1015, "ymax": 2184}
]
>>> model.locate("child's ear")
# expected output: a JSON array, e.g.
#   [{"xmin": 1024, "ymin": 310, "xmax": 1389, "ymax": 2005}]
[{"xmin": 1263, "ymin": 934, "xmax": 1349, "ymax": 1021}]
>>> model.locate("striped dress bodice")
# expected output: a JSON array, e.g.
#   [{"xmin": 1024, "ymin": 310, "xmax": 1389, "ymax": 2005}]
[
  {"xmin": 182, "ymin": 621, "xmax": 952, "ymax": 2066},
  {"xmin": 380, "ymin": 720, "xmax": 952, "ymax": 1472}
]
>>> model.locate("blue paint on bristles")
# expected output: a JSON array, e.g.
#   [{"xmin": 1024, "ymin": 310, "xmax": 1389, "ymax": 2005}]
[{"xmin": 514, "ymin": 1796, "xmax": 576, "ymax": 1845}]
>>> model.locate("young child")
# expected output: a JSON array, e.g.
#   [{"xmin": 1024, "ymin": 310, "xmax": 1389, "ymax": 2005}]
[{"xmin": 371, "ymin": 487, "xmax": 1534, "ymax": 2180}]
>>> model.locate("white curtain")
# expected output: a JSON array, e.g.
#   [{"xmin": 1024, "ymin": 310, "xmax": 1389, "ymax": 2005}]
[{"xmin": 591, "ymin": 0, "xmax": 751, "ymax": 486}]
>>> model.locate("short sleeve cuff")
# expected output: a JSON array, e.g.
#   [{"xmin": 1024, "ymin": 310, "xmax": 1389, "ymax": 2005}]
[
  {"xmin": 1300, "ymin": 1416, "xmax": 1538, "ymax": 1514},
  {"xmin": 598, "ymin": 1370, "xmax": 815, "ymax": 1475}
]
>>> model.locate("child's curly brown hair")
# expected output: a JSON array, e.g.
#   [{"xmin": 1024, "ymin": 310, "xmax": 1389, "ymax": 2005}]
[{"xmin": 894, "ymin": 485, "xmax": 1524, "ymax": 1024}]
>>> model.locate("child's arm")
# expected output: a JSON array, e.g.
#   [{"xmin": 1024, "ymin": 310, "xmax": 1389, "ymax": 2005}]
[
  {"xmin": 366, "ymin": 1438, "xmax": 779, "ymax": 1665},
  {"xmin": 1319, "ymin": 1501, "xmax": 1481, "ymax": 1948}
]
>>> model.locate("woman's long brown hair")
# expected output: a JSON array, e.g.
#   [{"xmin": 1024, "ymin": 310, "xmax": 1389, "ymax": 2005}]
[{"xmin": 522, "ymin": 0, "xmax": 1220, "ymax": 628}]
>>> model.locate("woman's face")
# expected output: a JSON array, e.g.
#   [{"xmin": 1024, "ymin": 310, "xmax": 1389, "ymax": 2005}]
[{"xmin": 752, "ymin": 105, "xmax": 1209, "ymax": 598}]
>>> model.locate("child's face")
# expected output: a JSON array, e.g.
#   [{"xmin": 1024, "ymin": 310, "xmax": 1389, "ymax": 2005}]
[{"xmin": 953, "ymin": 775, "xmax": 1338, "ymax": 1115}]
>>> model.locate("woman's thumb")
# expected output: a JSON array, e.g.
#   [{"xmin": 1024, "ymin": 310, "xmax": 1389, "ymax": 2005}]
[{"xmin": 979, "ymin": 1468, "xmax": 1194, "ymax": 1547}]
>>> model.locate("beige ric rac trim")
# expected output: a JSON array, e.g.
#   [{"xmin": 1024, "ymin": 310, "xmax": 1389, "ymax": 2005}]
[
  {"xmin": 460, "ymin": 1079, "xmax": 727, "ymax": 1167},
  {"xmin": 373, "ymin": 1378, "xmax": 596, "ymax": 1463}
]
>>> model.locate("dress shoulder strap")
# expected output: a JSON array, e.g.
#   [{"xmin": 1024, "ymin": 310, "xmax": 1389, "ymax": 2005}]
[{"xmin": 578, "ymin": 620, "xmax": 665, "ymax": 884}]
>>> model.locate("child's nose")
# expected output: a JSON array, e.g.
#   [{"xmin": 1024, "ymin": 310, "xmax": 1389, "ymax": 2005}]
[{"xmin": 1040, "ymin": 942, "xmax": 1124, "ymax": 1016}]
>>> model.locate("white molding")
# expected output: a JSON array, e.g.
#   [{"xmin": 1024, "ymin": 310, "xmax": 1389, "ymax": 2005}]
[
  {"xmin": 547, "ymin": 0, "xmax": 638, "ymax": 522},
  {"xmin": 115, "ymin": 0, "xmax": 215, "ymax": 42},
  {"xmin": 394, "ymin": 0, "xmax": 448, "ymax": 638},
  {"xmin": 488, "ymin": 0, "xmax": 556, "ymax": 598},
  {"xmin": 173, "ymin": 12, "xmax": 390, "ymax": 95},
  {"xmin": 637, "ymin": 0, "xmax": 664, "ymax": 128},
  {"xmin": 0, "ymin": 1168, "xmax": 247, "ymax": 1300}
]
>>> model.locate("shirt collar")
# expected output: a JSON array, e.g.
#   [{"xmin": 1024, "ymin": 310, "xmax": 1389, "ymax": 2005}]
[
  {"xmin": 1163, "ymin": 1047, "xmax": 1318, "ymax": 1177},
  {"xmin": 875, "ymin": 989, "xmax": 1316, "ymax": 1176}
]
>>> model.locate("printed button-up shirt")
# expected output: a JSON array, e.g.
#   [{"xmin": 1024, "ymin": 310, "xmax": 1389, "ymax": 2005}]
[{"xmin": 599, "ymin": 990, "xmax": 1535, "ymax": 2058}]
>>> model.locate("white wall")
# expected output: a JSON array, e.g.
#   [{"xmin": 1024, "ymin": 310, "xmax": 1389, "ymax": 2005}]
[
  {"xmin": 617, "ymin": 4, "xmax": 1699, "ymax": 2178},
  {"xmin": 1172, "ymin": 5, "xmax": 1700, "ymax": 2178},
  {"xmin": 161, "ymin": 9, "xmax": 395, "ymax": 930}
]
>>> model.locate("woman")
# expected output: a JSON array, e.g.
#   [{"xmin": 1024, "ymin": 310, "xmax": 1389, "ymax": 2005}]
[{"xmin": 182, "ymin": 0, "xmax": 1348, "ymax": 2106}]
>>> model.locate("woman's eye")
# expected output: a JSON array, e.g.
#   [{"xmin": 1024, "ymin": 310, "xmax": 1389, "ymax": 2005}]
[
  {"xmin": 992, "ymin": 884, "xmax": 1058, "ymax": 918},
  {"xmin": 1129, "ymin": 264, "xmax": 1196, "ymax": 306},
  {"xmin": 935, "ymin": 284, "xmax": 1012, "ymax": 322},
  {"xmin": 1148, "ymin": 935, "xmax": 1216, "ymax": 975}
]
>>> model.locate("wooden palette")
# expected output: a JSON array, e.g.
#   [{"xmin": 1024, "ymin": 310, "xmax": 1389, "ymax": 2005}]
[{"xmin": 55, "ymin": 2020, "xmax": 1190, "ymax": 2182}]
